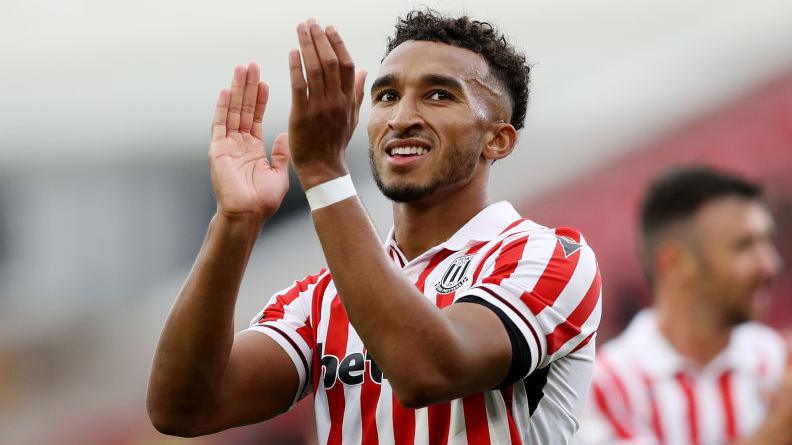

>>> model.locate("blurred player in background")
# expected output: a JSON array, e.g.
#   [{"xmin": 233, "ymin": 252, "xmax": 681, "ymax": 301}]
[
  {"xmin": 147, "ymin": 10, "xmax": 602, "ymax": 444},
  {"xmin": 578, "ymin": 166, "xmax": 792, "ymax": 445}
]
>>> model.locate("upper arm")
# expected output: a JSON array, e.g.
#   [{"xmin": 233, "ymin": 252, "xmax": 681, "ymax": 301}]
[
  {"xmin": 453, "ymin": 227, "xmax": 602, "ymax": 384},
  {"xmin": 197, "ymin": 331, "xmax": 301, "ymax": 434},
  {"xmin": 438, "ymin": 302, "xmax": 513, "ymax": 393},
  {"xmin": 198, "ymin": 271, "xmax": 326, "ymax": 434}
]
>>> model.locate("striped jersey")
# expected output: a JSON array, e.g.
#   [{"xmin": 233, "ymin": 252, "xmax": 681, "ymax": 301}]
[
  {"xmin": 245, "ymin": 201, "xmax": 602, "ymax": 444},
  {"xmin": 576, "ymin": 310, "xmax": 790, "ymax": 445}
]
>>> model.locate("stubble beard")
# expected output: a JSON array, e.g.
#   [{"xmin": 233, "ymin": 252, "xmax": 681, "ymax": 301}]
[{"xmin": 369, "ymin": 142, "xmax": 480, "ymax": 203}]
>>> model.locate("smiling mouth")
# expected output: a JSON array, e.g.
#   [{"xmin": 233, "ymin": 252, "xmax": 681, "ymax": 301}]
[{"xmin": 387, "ymin": 146, "xmax": 430, "ymax": 158}]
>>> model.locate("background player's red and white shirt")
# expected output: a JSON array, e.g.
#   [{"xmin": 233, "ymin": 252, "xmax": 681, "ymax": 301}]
[
  {"xmin": 245, "ymin": 201, "xmax": 602, "ymax": 444},
  {"xmin": 576, "ymin": 310, "xmax": 790, "ymax": 445}
]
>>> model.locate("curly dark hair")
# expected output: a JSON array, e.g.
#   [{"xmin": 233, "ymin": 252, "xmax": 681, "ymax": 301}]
[{"xmin": 385, "ymin": 10, "xmax": 531, "ymax": 130}]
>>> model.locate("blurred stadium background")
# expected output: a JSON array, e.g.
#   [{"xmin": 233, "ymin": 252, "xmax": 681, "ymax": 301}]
[{"xmin": 1, "ymin": 0, "xmax": 791, "ymax": 443}]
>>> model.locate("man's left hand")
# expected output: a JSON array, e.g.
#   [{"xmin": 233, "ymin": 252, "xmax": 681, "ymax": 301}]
[{"xmin": 288, "ymin": 19, "xmax": 367, "ymax": 189}]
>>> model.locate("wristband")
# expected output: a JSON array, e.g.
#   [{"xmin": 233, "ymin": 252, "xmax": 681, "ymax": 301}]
[{"xmin": 305, "ymin": 174, "xmax": 357, "ymax": 211}]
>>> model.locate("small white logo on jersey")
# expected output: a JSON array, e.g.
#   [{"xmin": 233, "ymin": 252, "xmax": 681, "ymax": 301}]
[{"xmin": 436, "ymin": 255, "xmax": 473, "ymax": 294}]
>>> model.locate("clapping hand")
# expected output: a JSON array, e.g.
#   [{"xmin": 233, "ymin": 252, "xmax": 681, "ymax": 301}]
[
  {"xmin": 287, "ymin": 19, "xmax": 367, "ymax": 190},
  {"xmin": 209, "ymin": 62, "xmax": 291, "ymax": 222}
]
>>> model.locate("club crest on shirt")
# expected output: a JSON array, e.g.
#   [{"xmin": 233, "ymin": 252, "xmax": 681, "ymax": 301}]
[{"xmin": 436, "ymin": 254, "xmax": 473, "ymax": 294}]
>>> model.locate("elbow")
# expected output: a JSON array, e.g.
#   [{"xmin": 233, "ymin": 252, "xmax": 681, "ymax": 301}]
[
  {"xmin": 391, "ymin": 371, "xmax": 454, "ymax": 409},
  {"xmin": 394, "ymin": 390, "xmax": 433, "ymax": 409},
  {"xmin": 146, "ymin": 397, "xmax": 208, "ymax": 437},
  {"xmin": 149, "ymin": 418, "xmax": 193, "ymax": 438},
  {"xmin": 148, "ymin": 411, "xmax": 203, "ymax": 438}
]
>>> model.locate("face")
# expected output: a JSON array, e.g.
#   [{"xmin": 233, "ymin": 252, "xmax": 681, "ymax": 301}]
[
  {"xmin": 689, "ymin": 197, "xmax": 782, "ymax": 325},
  {"xmin": 367, "ymin": 40, "xmax": 507, "ymax": 202}
]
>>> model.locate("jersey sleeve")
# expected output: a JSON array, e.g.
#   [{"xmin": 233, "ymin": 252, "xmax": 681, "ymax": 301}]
[
  {"xmin": 454, "ymin": 227, "xmax": 602, "ymax": 383},
  {"xmin": 243, "ymin": 268, "xmax": 329, "ymax": 407}
]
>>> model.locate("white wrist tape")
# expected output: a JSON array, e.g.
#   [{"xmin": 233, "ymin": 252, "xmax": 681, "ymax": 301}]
[{"xmin": 305, "ymin": 174, "xmax": 357, "ymax": 211}]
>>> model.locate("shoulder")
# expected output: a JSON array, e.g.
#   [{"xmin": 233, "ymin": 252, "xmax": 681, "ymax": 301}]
[
  {"xmin": 495, "ymin": 219, "xmax": 596, "ymax": 261},
  {"xmin": 293, "ymin": 268, "xmax": 333, "ymax": 290},
  {"xmin": 254, "ymin": 268, "xmax": 333, "ymax": 318},
  {"xmin": 736, "ymin": 320, "xmax": 784, "ymax": 340},
  {"xmin": 729, "ymin": 321, "xmax": 792, "ymax": 385},
  {"xmin": 499, "ymin": 218, "xmax": 587, "ymax": 242},
  {"xmin": 734, "ymin": 321, "xmax": 789, "ymax": 362}
]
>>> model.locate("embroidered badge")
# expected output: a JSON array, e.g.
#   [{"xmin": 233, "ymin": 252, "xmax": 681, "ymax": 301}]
[{"xmin": 435, "ymin": 254, "xmax": 474, "ymax": 294}]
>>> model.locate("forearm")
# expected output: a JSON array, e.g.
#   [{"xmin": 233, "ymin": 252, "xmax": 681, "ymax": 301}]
[
  {"xmin": 311, "ymin": 197, "xmax": 484, "ymax": 403},
  {"xmin": 147, "ymin": 213, "xmax": 263, "ymax": 421}
]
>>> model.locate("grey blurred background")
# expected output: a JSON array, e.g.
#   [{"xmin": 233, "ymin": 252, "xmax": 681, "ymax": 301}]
[{"xmin": 2, "ymin": 1, "xmax": 792, "ymax": 444}]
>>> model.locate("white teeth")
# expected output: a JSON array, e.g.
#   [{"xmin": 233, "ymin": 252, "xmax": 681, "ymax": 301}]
[{"xmin": 390, "ymin": 146, "xmax": 429, "ymax": 156}]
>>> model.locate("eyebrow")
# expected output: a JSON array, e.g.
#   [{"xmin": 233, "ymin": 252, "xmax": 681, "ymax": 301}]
[
  {"xmin": 370, "ymin": 73, "xmax": 466, "ymax": 94},
  {"xmin": 370, "ymin": 74, "xmax": 397, "ymax": 94}
]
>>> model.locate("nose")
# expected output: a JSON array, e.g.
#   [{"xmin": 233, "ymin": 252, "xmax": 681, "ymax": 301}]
[
  {"xmin": 387, "ymin": 96, "xmax": 423, "ymax": 133},
  {"xmin": 757, "ymin": 243, "xmax": 783, "ymax": 280}
]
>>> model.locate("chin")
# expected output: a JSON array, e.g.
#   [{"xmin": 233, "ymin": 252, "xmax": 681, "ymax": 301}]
[
  {"xmin": 726, "ymin": 311, "xmax": 752, "ymax": 327},
  {"xmin": 722, "ymin": 303, "xmax": 759, "ymax": 327},
  {"xmin": 372, "ymin": 168, "xmax": 432, "ymax": 203},
  {"xmin": 378, "ymin": 182, "xmax": 433, "ymax": 203}
]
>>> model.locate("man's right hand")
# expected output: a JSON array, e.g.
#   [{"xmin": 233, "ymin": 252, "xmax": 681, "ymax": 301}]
[
  {"xmin": 148, "ymin": 64, "xmax": 298, "ymax": 436},
  {"xmin": 210, "ymin": 62, "xmax": 290, "ymax": 221}
]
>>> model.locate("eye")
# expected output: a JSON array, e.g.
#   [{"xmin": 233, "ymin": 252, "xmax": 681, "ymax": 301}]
[
  {"xmin": 375, "ymin": 90, "xmax": 399, "ymax": 102},
  {"xmin": 426, "ymin": 90, "xmax": 453, "ymax": 101}
]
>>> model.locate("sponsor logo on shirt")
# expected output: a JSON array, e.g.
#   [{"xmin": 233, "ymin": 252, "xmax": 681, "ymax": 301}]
[{"xmin": 318, "ymin": 343, "xmax": 385, "ymax": 388}]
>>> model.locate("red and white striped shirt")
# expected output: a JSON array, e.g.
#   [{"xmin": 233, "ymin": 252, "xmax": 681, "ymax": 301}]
[
  {"xmin": 577, "ymin": 310, "xmax": 790, "ymax": 445},
  {"xmin": 246, "ymin": 201, "xmax": 602, "ymax": 444}
]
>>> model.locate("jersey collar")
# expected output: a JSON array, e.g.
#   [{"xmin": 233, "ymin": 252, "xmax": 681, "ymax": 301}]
[
  {"xmin": 441, "ymin": 201, "xmax": 528, "ymax": 251},
  {"xmin": 385, "ymin": 201, "xmax": 532, "ymax": 256},
  {"xmin": 625, "ymin": 309, "xmax": 747, "ymax": 378}
]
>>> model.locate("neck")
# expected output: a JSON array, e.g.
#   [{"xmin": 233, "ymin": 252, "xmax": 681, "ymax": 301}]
[
  {"xmin": 392, "ymin": 165, "xmax": 489, "ymax": 261},
  {"xmin": 654, "ymin": 286, "xmax": 732, "ymax": 369}
]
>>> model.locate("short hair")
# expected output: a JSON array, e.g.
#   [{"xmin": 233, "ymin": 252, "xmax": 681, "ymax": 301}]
[
  {"xmin": 639, "ymin": 165, "xmax": 763, "ymax": 282},
  {"xmin": 385, "ymin": 9, "xmax": 531, "ymax": 130}
]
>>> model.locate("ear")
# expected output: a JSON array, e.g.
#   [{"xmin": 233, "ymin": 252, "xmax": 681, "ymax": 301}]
[
  {"xmin": 481, "ymin": 122, "xmax": 517, "ymax": 162},
  {"xmin": 656, "ymin": 239, "xmax": 698, "ymax": 285}
]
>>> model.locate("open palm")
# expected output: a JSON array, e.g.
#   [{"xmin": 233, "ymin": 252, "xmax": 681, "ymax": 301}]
[{"xmin": 210, "ymin": 62, "xmax": 290, "ymax": 220}]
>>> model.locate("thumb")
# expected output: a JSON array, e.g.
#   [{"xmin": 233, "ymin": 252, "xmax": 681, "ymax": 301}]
[
  {"xmin": 353, "ymin": 68, "xmax": 367, "ymax": 124},
  {"xmin": 270, "ymin": 132, "xmax": 291, "ymax": 172}
]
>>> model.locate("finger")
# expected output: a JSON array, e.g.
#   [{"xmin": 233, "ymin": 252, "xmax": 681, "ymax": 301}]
[
  {"xmin": 309, "ymin": 20, "xmax": 340, "ymax": 94},
  {"xmin": 270, "ymin": 132, "xmax": 292, "ymax": 172},
  {"xmin": 297, "ymin": 20, "xmax": 325, "ymax": 98},
  {"xmin": 251, "ymin": 82, "xmax": 269, "ymax": 140},
  {"xmin": 227, "ymin": 65, "xmax": 246, "ymax": 132},
  {"xmin": 289, "ymin": 49, "xmax": 308, "ymax": 110},
  {"xmin": 353, "ymin": 68, "xmax": 367, "ymax": 125},
  {"xmin": 212, "ymin": 89, "xmax": 231, "ymax": 140},
  {"xmin": 326, "ymin": 25, "xmax": 355, "ymax": 96},
  {"xmin": 238, "ymin": 62, "xmax": 260, "ymax": 134}
]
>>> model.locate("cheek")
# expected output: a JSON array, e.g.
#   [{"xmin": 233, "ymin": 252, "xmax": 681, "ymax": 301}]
[
  {"xmin": 436, "ymin": 117, "xmax": 484, "ymax": 144},
  {"xmin": 709, "ymin": 255, "xmax": 755, "ymax": 298},
  {"xmin": 367, "ymin": 113, "xmax": 387, "ymax": 145}
]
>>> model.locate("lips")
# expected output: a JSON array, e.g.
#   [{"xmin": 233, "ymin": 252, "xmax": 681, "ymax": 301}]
[
  {"xmin": 384, "ymin": 138, "xmax": 432, "ymax": 165},
  {"xmin": 388, "ymin": 145, "xmax": 429, "ymax": 156}
]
